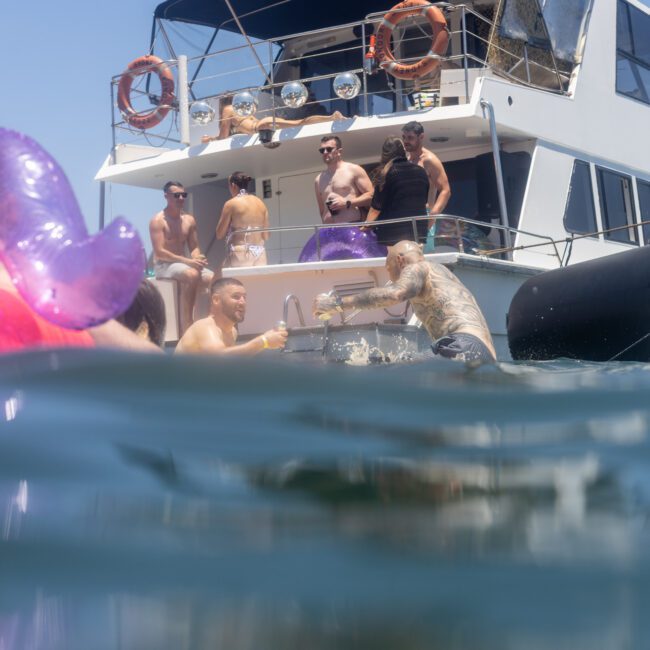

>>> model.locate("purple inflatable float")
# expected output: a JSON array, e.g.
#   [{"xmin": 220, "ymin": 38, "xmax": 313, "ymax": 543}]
[
  {"xmin": 298, "ymin": 226, "xmax": 387, "ymax": 263},
  {"xmin": 0, "ymin": 128, "xmax": 144, "ymax": 329}
]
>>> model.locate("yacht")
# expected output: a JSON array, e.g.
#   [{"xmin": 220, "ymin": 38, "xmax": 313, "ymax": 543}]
[{"xmin": 95, "ymin": 0, "xmax": 650, "ymax": 360}]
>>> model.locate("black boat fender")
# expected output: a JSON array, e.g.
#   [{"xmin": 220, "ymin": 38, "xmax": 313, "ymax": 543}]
[{"xmin": 507, "ymin": 246, "xmax": 650, "ymax": 361}]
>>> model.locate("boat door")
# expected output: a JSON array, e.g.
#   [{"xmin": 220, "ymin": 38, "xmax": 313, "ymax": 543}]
[{"xmin": 273, "ymin": 170, "xmax": 322, "ymax": 264}]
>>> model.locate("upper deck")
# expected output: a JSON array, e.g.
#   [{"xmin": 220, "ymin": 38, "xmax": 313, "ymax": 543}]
[
  {"xmin": 97, "ymin": 0, "xmax": 649, "ymax": 184},
  {"xmin": 97, "ymin": 0, "xmax": 650, "ymax": 272}
]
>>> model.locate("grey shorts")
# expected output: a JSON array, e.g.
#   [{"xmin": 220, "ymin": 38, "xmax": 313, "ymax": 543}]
[
  {"xmin": 432, "ymin": 332, "xmax": 495, "ymax": 364},
  {"xmin": 154, "ymin": 260, "xmax": 212, "ymax": 282}
]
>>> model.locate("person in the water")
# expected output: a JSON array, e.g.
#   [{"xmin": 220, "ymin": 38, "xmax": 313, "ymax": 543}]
[
  {"xmin": 0, "ymin": 260, "xmax": 160, "ymax": 353},
  {"xmin": 175, "ymin": 277, "xmax": 287, "ymax": 355},
  {"xmin": 313, "ymin": 240, "xmax": 496, "ymax": 363}
]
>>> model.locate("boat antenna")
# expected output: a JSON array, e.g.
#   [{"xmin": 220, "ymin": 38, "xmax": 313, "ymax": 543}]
[{"xmin": 223, "ymin": 0, "xmax": 274, "ymax": 87}]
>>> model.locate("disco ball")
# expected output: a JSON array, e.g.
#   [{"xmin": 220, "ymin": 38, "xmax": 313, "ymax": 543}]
[
  {"xmin": 232, "ymin": 92, "xmax": 258, "ymax": 117},
  {"xmin": 189, "ymin": 101, "xmax": 215, "ymax": 125},
  {"xmin": 333, "ymin": 73, "xmax": 361, "ymax": 100},
  {"xmin": 281, "ymin": 81, "xmax": 308, "ymax": 108}
]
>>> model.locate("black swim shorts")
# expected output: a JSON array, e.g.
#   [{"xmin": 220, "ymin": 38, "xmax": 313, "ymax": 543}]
[{"xmin": 431, "ymin": 332, "xmax": 495, "ymax": 364}]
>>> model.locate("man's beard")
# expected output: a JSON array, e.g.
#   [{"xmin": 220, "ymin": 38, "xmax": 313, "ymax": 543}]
[{"xmin": 225, "ymin": 305, "xmax": 245, "ymax": 323}]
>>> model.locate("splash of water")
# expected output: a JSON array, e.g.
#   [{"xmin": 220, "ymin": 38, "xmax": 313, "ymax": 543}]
[{"xmin": 332, "ymin": 335, "xmax": 419, "ymax": 365}]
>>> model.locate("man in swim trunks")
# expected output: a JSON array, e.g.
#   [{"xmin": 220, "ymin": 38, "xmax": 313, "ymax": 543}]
[
  {"xmin": 216, "ymin": 172, "xmax": 270, "ymax": 268},
  {"xmin": 175, "ymin": 278, "xmax": 287, "ymax": 355},
  {"xmin": 313, "ymin": 240, "xmax": 496, "ymax": 364},
  {"xmin": 315, "ymin": 136, "xmax": 374, "ymax": 224},
  {"xmin": 149, "ymin": 181, "xmax": 214, "ymax": 335}
]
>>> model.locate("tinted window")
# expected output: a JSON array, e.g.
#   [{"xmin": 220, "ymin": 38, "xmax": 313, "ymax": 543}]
[
  {"xmin": 616, "ymin": 55, "xmax": 650, "ymax": 103},
  {"xmin": 638, "ymin": 180, "xmax": 650, "ymax": 244},
  {"xmin": 617, "ymin": 0, "xmax": 634, "ymax": 52},
  {"xmin": 630, "ymin": 3, "xmax": 650, "ymax": 66},
  {"xmin": 564, "ymin": 161, "xmax": 597, "ymax": 235},
  {"xmin": 597, "ymin": 168, "xmax": 637, "ymax": 244},
  {"xmin": 444, "ymin": 158, "xmax": 479, "ymax": 220},
  {"xmin": 617, "ymin": 0, "xmax": 650, "ymax": 105}
]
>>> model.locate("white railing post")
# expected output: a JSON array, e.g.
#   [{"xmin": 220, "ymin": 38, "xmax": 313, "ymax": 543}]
[{"xmin": 178, "ymin": 55, "xmax": 190, "ymax": 146}]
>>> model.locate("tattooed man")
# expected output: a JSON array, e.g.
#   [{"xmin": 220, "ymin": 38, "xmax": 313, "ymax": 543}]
[{"xmin": 313, "ymin": 240, "xmax": 496, "ymax": 363}]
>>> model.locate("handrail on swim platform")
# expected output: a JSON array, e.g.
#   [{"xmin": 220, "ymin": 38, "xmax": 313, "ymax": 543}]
[{"xmin": 283, "ymin": 293, "xmax": 306, "ymax": 327}]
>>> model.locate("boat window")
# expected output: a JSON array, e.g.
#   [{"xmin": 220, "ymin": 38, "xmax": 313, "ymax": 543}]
[
  {"xmin": 563, "ymin": 160, "xmax": 597, "ymax": 236},
  {"xmin": 616, "ymin": 0, "xmax": 650, "ymax": 105},
  {"xmin": 499, "ymin": 0, "xmax": 591, "ymax": 63},
  {"xmin": 429, "ymin": 152, "xmax": 530, "ymax": 232},
  {"xmin": 539, "ymin": 0, "xmax": 592, "ymax": 62},
  {"xmin": 443, "ymin": 158, "xmax": 480, "ymax": 224},
  {"xmin": 638, "ymin": 180, "xmax": 650, "ymax": 244},
  {"xmin": 597, "ymin": 168, "xmax": 637, "ymax": 245}
]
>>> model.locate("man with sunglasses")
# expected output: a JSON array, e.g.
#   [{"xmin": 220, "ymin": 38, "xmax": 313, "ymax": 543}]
[
  {"xmin": 314, "ymin": 136, "xmax": 373, "ymax": 224},
  {"xmin": 150, "ymin": 181, "xmax": 214, "ymax": 335}
]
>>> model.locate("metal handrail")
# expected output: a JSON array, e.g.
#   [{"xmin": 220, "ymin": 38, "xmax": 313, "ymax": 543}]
[
  {"xmin": 110, "ymin": 3, "xmax": 570, "ymax": 147},
  {"xmin": 225, "ymin": 213, "xmax": 563, "ymax": 265},
  {"xmin": 283, "ymin": 294, "xmax": 306, "ymax": 327}
]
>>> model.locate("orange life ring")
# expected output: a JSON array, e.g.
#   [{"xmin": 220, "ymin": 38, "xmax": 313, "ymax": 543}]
[
  {"xmin": 375, "ymin": 0, "xmax": 449, "ymax": 81},
  {"xmin": 117, "ymin": 55, "xmax": 175, "ymax": 130}
]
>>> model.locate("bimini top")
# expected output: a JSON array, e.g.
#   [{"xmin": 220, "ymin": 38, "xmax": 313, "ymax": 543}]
[{"xmin": 153, "ymin": 0, "xmax": 387, "ymax": 39}]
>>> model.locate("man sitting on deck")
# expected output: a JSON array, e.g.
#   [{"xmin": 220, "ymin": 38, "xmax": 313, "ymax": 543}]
[
  {"xmin": 149, "ymin": 181, "xmax": 214, "ymax": 335},
  {"xmin": 313, "ymin": 241, "xmax": 496, "ymax": 364},
  {"xmin": 175, "ymin": 278, "xmax": 287, "ymax": 355}
]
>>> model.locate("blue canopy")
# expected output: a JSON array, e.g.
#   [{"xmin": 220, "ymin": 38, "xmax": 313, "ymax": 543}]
[{"xmin": 153, "ymin": 0, "xmax": 387, "ymax": 39}]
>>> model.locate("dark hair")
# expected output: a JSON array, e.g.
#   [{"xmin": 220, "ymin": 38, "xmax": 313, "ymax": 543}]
[
  {"xmin": 116, "ymin": 279, "xmax": 167, "ymax": 348},
  {"xmin": 402, "ymin": 121, "xmax": 424, "ymax": 136},
  {"xmin": 163, "ymin": 181, "xmax": 184, "ymax": 193},
  {"xmin": 229, "ymin": 171, "xmax": 252, "ymax": 190},
  {"xmin": 320, "ymin": 135, "xmax": 342, "ymax": 148},
  {"xmin": 374, "ymin": 136, "xmax": 407, "ymax": 190},
  {"xmin": 219, "ymin": 93, "xmax": 234, "ymax": 114},
  {"xmin": 211, "ymin": 277, "xmax": 244, "ymax": 295}
]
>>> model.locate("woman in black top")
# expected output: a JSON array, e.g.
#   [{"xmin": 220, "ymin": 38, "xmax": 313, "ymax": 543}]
[{"xmin": 365, "ymin": 137, "xmax": 429, "ymax": 246}]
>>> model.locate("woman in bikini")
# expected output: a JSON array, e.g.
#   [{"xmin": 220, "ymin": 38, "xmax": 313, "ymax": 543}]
[
  {"xmin": 216, "ymin": 171, "xmax": 270, "ymax": 268},
  {"xmin": 202, "ymin": 95, "xmax": 345, "ymax": 142}
]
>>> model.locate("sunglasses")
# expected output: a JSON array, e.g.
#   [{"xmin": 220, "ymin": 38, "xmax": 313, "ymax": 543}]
[
  {"xmin": 168, "ymin": 192, "xmax": 188, "ymax": 199},
  {"xmin": 318, "ymin": 146, "xmax": 337, "ymax": 154}
]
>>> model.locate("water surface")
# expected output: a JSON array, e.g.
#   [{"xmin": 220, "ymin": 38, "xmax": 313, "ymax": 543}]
[{"xmin": 1, "ymin": 349, "xmax": 649, "ymax": 649}]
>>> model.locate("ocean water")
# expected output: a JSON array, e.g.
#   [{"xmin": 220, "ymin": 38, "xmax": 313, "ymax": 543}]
[{"xmin": 1, "ymin": 348, "xmax": 650, "ymax": 649}]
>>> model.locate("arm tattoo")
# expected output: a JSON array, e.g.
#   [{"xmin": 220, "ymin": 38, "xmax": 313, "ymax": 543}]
[
  {"xmin": 344, "ymin": 264, "xmax": 427, "ymax": 310},
  {"xmin": 415, "ymin": 263, "xmax": 490, "ymax": 337}
]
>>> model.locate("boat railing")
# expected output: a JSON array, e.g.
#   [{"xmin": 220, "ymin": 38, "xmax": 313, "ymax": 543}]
[
  {"xmin": 109, "ymin": 3, "xmax": 571, "ymax": 151},
  {"xmin": 225, "ymin": 214, "xmax": 562, "ymax": 266}
]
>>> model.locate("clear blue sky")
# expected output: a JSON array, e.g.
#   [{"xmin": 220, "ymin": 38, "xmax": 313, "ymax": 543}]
[
  {"xmin": 3, "ymin": 0, "xmax": 649, "ymax": 254},
  {"xmin": 2, "ymin": 1, "xmax": 160, "ymax": 251}
]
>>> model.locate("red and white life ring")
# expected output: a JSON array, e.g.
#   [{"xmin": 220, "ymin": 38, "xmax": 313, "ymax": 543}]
[
  {"xmin": 375, "ymin": 0, "xmax": 449, "ymax": 80},
  {"xmin": 117, "ymin": 55, "xmax": 175, "ymax": 130}
]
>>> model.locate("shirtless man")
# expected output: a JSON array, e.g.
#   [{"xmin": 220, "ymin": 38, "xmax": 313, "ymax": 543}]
[
  {"xmin": 216, "ymin": 171, "xmax": 270, "ymax": 267},
  {"xmin": 314, "ymin": 136, "xmax": 373, "ymax": 224},
  {"xmin": 149, "ymin": 181, "xmax": 213, "ymax": 335},
  {"xmin": 401, "ymin": 121, "xmax": 451, "ymax": 227},
  {"xmin": 175, "ymin": 277, "xmax": 287, "ymax": 355},
  {"xmin": 313, "ymin": 240, "xmax": 496, "ymax": 364}
]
